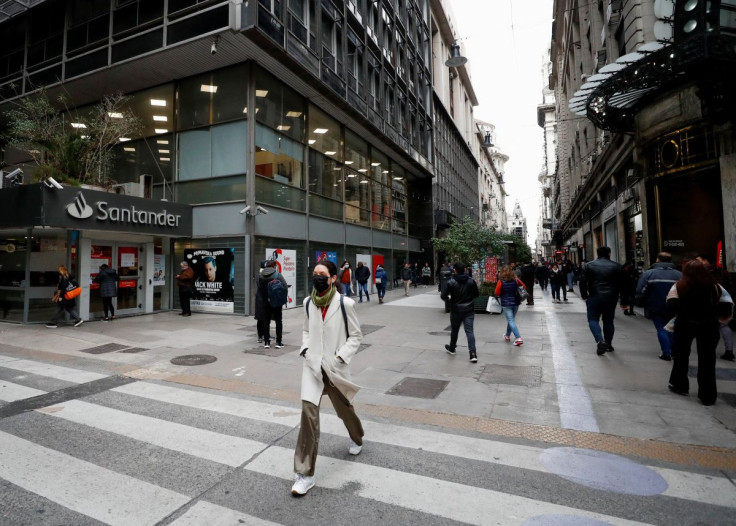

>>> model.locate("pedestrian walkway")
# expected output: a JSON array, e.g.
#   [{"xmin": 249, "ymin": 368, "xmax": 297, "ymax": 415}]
[{"xmin": 0, "ymin": 354, "xmax": 734, "ymax": 525}]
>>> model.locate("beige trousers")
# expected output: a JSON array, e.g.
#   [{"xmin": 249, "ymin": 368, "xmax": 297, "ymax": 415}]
[{"xmin": 294, "ymin": 368, "xmax": 364, "ymax": 476}]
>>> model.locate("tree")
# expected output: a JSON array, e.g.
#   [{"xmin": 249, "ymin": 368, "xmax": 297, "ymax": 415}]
[
  {"xmin": 2, "ymin": 89, "xmax": 141, "ymax": 187},
  {"xmin": 431, "ymin": 216, "xmax": 509, "ymax": 264}
]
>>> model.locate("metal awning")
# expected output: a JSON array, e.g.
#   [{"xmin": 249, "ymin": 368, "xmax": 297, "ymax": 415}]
[{"xmin": 0, "ymin": 0, "xmax": 47, "ymax": 23}]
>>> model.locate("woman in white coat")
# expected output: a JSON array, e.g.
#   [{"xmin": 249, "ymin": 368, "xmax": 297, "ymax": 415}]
[{"xmin": 292, "ymin": 259, "xmax": 364, "ymax": 496}]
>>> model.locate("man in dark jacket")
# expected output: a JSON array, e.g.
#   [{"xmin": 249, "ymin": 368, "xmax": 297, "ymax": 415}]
[
  {"xmin": 519, "ymin": 262, "xmax": 536, "ymax": 305},
  {"xmin": 400, "ymin": 263, "xmax": 413, "ymax": 296},
  {"xmin": 438, "ymin": 262, "xmax": 453, "ymax": 312},
  {"xmin": 441, "ymin": 262, "xmax": 480, "ymax": 362},
  {"xmin": 355, "ymin": 262, "xmax": 371, "ymax": 303},
  {"xmin": 635, "ymin": 252, "xmax": 682, "ymax": 361},
  {"xmin": 535, "ymin": 263, "xmax": 550, "ymax": 292},
  {"xmin": 94, "ymin": 263, "xmax": 119, "ymax": 321},
  {"xmin": 255, "ymin": 261, "xmax": 288, "ymax": 348},
  {"xmin": 579, "ymin": 246, "xmax": 629, "ymax": 355}
]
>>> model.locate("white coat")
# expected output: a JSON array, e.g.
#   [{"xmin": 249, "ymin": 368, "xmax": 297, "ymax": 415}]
[{"xmin": 299, "ymin": 292, "xmax": 363, "ymax": 406}]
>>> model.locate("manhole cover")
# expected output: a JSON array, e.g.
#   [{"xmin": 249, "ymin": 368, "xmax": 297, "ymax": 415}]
[
  {"xmin": 79, "ymin": 343, "xmax": 129, "ymax": 354},
  {"xmin": 170, "ymin": 354, "xmax": 217, "ymax": 366},
  {"xmin": 479, "ymin": 365, "xmax": 542, "ymax": 387},
  {"xmin": 688, "ymin": 366, "xmax": 736, "ymax": 381},
  {"xmin": 386, "ymin": 377, "xmax": 449, "ymax": 399},
  {"xmin": 360, "ymin": 324, "xmax": 384, "ymax": 335}
]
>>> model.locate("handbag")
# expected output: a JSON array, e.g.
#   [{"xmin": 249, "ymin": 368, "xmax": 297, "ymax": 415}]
[
  {"xmin": 64, "ymin": 280, "xmax": 81, "ymax": 301},
  {"xmin": 515, "ymin": 280, "xmax": 529, "ymax": 302},
  {"xmin": 375, "ymin": 277, "xmax": 381, "ymax": 284},
  {"xmin": 486, "ymin": 296, "xmax": 503, "ymax": 314}
]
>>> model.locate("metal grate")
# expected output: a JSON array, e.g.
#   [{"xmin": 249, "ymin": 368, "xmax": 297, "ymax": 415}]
[
  {"xmin": 118, "ymin": 347, "xmax": 147, "ymax": 353},
  {"xmin": 170, "ymin": 354, "xmax": 217, "ymax": 366},
  {"xmin": 479, "ymin": 365, "xmax": 542, "ymax": 388},
  {"xmin": 386, "ymin": 377, "xmax": 449, "ymax": 399},
  {"xmin": 79, "ymin": 343, "xmax": 130, "ymax": 354}
]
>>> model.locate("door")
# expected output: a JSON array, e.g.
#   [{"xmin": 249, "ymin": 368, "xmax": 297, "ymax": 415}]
[{"xmin": 116, "ymin": 246, "xmax": 140, "ymax": 312}]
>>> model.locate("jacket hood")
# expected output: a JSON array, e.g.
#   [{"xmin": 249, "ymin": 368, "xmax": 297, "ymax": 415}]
[{"xmin": 454, "ymin": 273, "xmax": 470, "ymax": 283}]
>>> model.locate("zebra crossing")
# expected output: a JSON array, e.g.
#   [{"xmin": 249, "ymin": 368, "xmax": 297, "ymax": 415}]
[{"xmin": 1, "ymin": 352, "xmax": 734, "ymax": 526}]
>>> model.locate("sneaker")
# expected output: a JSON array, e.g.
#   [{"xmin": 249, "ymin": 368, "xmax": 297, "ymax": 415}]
[
  {"xmin": 659, "ymin": 353, "xmax": 672, "ymax": 361},
  {"xmin": 291, "ymin": 474, "xmax": 315, "ymax": 496},
  {"xmin": 596, "ymin": 342, "xmax": 609, "ymax": 355},
  {"xmin": 721, "ymin": 351, "xmax": 735, "ymax": 362},
  {"xmin": 444, "ymin": 344, "xmax": 456, "ymax": 355},
  {"xmin": 45, "ymin": 324, "xmax": 58, "ymax": 328},
  {"xmin": 74, "ymin": 319, "xmax": 84, "ymax": 327},
  {"xmin": 103, "ymin": 317, "xmax": 109, "ymax": 322},
  {"xmin": 504, "ymin": 334, "xmax": 511, "ymax": 342},
  {"xmin": 257, "ymin": 337, "xmax": 263, "ymax": 343},
  {"xmin": 274, "ymin": 342, "xmax": 284, "ymax": 349},
  {"xmin": 348, "ymin": 439, "xmax": 362, "ymax": 455},
  {"xmin": 264, "ymin": 341, "xmax": 271, "ymax": 349},
  {"xmin": 469, "ymin": 351, "xmax": 478, "ymax": 363},
  {"xmin": 563, "ymin": 299, "xmax": 569, "ymax": 303},
  {"xmin": 513, "ymin": 338, "xmax": 523, "ymax": 346},
  {"xmin": 606, "ymin": 343, "xmax": 614, "ymax": 352}
]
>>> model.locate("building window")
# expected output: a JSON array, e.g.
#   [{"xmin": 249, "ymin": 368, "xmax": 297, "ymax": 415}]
[
  {"xmin": 178, "ymin": 121, "xmax": 247, "ymax": 181},
  {"xmin": 178, "ymin": 65, "xmax": 249, "ymax": 131},
  {"xmin": 255, "ymin": 67, "xmax": 306, "ymax": 143},
  {"xmin": 308, "ymin": 105, "xmax": 342, "ymax": 161},
  {"xmin": 308, "ymin": 149, "xmax": 343, "ymax": 220}
]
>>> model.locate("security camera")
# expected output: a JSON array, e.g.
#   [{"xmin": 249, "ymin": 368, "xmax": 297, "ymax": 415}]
[
  {"xmin": 4, "ymin": 168, "xmax": 23, "ymax": 179},
  {"xmin": 211, "ymin": 42, "xmax": 217, "ymax": 54},
  {"xmin": 43, "ymin": 177, "xmax": 64, "ymax": 190},
  {"xmin": 239, "ymin": 205, "xmax": 251, "ymax": 215},
  {"xmin": 256, "ymin": 205, "xmax": 269, "ymax": 215}
]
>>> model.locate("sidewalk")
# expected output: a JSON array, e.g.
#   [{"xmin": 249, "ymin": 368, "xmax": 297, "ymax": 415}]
[{"xmin": 2, "ymin": 285, "xmax": 735, "ymax": 464}]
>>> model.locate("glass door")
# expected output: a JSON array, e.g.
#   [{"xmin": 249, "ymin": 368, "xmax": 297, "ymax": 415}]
[
  {"xmin": 116, "ymin": 246, "xmax": 139, "ymax": 312},
  {"xmin": 89, "ymin": 244, "xmax": 113, "ymax": 317}
]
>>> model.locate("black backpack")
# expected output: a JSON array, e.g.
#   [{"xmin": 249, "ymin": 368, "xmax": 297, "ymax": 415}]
[
  {"xmin": 305, "ymin": 295, "xmax": 349, "ymax": 339},
  {"xmin": 267, "ymin": 278, "xmax": 288, "ymax": 308}
]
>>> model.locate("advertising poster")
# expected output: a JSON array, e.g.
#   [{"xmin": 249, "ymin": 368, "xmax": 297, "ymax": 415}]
[
  {"xmin": 267, "ymin": 248, "xmax": 297, "ymax": 308},
  {"xmin": 185, "ymin": 248, "xmax": 235, "ymax": 313},
  {"xmin": 485, "ymin": 257, "xmax": 499, "ymax": 283},
  {"xmin": 315, "ymin": 250, "xmax": 337, "ymax": 265},
  {"xmin": 153, "ymin": 254, "xmax": 165, "ymax": 286}
]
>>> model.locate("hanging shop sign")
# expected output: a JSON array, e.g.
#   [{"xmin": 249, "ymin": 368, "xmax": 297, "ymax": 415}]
[{"xmin": 185, "ymin": 248, "xmax": 235, "ymax": 313}]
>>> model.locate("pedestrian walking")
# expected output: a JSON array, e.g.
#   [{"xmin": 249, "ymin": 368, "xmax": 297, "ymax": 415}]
[
  {"xmin": 579, "ymin": 246, "xmax": 629, "ymax": 355},
  {"xmin": 535, "ymin": 263, "xmax": 550, "ymax": 292},
  {"xmin": 622, "ymin": 261, "xmax": 639, "ymax": 316},
  {"xmin": 635, "ymin": 252, "xmax": 682, "ymax": 361},
  {"xmin": 338, "ymin": 261, "xmax": 352, "ymax": 296},
  {"xmin": 356, "ymin": 261, "xmax": 371, "ymax": 303},
  {"xmin": 175, "ymin": 261, "xmax": 194, "ymax": 316},
  {"xmin": 666, "ymin": 259, "xmax": 734, "ymax": 406},
  {"xmin": 520, "ymin": 262, "xmax": 536, "ymax": 305},
  {"xmin": 549, "ymin": 263, "xmax": 565, "ymax": 303},
  {"xmin": 412, "ymin": 263, "xmax": 420, "ymax": 288},
  {"xmin": 401, "ymin": 262, "xmax": 413, "ymax": 296},
  {"xmin": 494, "ymin": 265, "xmax": 526, "ymax": 346},
  {"xmin": 46, "ymin": 266, "xmax": 83, "ymax": 328},
  {"xmin": 292, "ymin": 260, "xmax": 364, "ymax": 496},
  {"xmin": 441, "ymin": 262, "xmax": 480, "ymax": 362},
  {"xmin": 421, "ymin": 262, "xmax": 432, "ymax": 287},
  {"xmin": 94, "ymin": 263, "xmax": 119, "ymax": 321},
  {"xmin": 374, "ymin": 265, "xmax": 388, "ymax": 304},
  {"xmin": 255, "ymin": 261, "xmax": 288, "ymax": 348},
  {"xmin": 695, "ymin": 254, "xmax": 735, "ymax": 362},
  {"xmin": 438, "ymin": 262, "xmax": 453, "ymax": 312}
]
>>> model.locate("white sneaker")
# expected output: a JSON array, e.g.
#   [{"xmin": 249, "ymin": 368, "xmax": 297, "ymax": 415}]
[
  {"xmin": 74, "ymin": 319, "xmax": 84, "ymax": 327},
  {"xmin": 514, "ymin": 338, "xmax": 524, "ymax": 346},
  {"xmin": 291, "ymin": 474, "xmax": 315, "ymax": 496},
  {"xmin": 348, "ymin": 439, "xmax": 363, "ymax": 455}
]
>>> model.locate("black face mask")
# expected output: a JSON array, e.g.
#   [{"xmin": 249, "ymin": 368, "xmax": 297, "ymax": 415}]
[{"xmin": 312, "ymin": 275, "xmax": 331, "ymax": 293}]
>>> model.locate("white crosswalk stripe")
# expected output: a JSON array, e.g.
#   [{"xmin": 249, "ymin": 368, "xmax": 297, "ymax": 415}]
[
  {"xmin": 1, "ymin": 362, "xmax": 734, "ymax": 526},
  {"xmin": 0, "ymin": 355, "xmax": 108, "ymax": 384},
  {"xmin": 0, "ymin": 379, "xmax": 46, "ymax": 401}
]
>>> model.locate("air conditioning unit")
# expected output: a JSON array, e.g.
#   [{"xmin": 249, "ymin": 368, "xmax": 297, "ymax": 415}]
[{"xmin": 112, "ymin": 182, "xmax": 143, "ymax": 197}]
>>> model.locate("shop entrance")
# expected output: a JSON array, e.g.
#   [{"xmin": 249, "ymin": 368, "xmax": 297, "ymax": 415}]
[{"xmin": 89, "ymin": 243, "xmax": 143, "ymax": 316}]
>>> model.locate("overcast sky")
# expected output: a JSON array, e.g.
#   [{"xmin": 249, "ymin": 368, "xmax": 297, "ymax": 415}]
[{"xmin": 449, "ymin": 0, "xmax": 554, "ymax": 247}]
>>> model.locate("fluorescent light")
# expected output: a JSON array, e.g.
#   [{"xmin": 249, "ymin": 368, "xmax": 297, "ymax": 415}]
[
  {"xmin": 308, "ymin": 139, "xmax": 316, "ymax": 145},
  {"xmin": 123, "ymin": 147, "xmax": 135, "ymax": 152},
  {"xmin": 325, "ymin": 151, "xmax": 336, "ymax": 156},
  {"xmin": 71, "ymin": 122, "xmax": 86, "ymax": 128},
  {"xmin": 359, "ymin": 180, "xmax": 369, "ymax": 184},
  {"xmin": 286, "ymin": 111, "xmax": 303, "ymax": 117},
  {"xmin": 358, "ymin": 168, "xmax": 368, "ymax": 173},
  {"xmin": 119, "ymin": 137, "xmax": 131, "ymax": 142},
  {"xmin": 157, "ymin": 140, "xmax": 169, "ymax": 144},
  {"xmin": 108, "ymin": 112, "xmax": 123, "ymax": 118},
  {"xmin": 393, "ymin": 176, "xmax": 403, "ymax": 180},
  {"xmin": 243, "ymin": 107, "xmax": 259, "ymax": 114},
  {"xmin": 150, "ymin": 99, "xmax": 167, "ymax": 106},
  {"xmin": 153, "ymin": 115, "xmax": 167, "ymax": 122},
  {"xmin": 276, "ymin": 125, "xmax": 291, "ymax": 131},
  {"xmin": 383, "ymin": 170, "xmax": 390, "ymax": 173},
  {"xmin": 256, "ymin": 90, "xmax": 269, "ymax": 97},
  {"xmin": 344, "ymin": 160, "xmax": 354, "ymax": 165},
  {"xmin": 160, "ymin": 157, "xmax": 170, "ymax": 162},
  {"xmin": 371, "ymin": 162, "xmax": 381, "ymax": 166},
  {"xmin": 159, "ymin": 149, "xmax": 170, "ymax": 154},
  {"xmin": 347, "ymin": 174, "xmax": 357, "ymax": 178},
  {"xmin": 333, "ymin": 167, "xmax": 342, "ymax": 171},
  {"xmin": 313, "ymin": 128, "xmax": 329, "ymax": 134},
  {"xmin": 200, "ymin": 84, "xmax": 218, "ymax": 93},
  {"xmin": 154, "ymin": 128, "xmax": 168, "ymax": 134}
]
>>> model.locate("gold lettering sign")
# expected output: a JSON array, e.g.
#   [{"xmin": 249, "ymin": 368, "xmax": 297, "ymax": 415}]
[{"xmin": 647, "ymin": 124, "xmax": 718, "ymax": 177}]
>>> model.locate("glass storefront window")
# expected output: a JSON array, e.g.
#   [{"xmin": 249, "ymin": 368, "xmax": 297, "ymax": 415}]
[
  {"xmin": 307, "ymin": 105, "xmax": 342, "ymax": 162},
  {"xmin": 345, "ymin": 130, "xmax": 368, "ymax": 172},
  {"xmin": 391, "ymin": 164, "xmax": 407, "ymax": 234},
  {"xmin": 178, "ymin": 65, "xmax": 249, "ymax": 130},
  {"xmin": 27, "ymin": 230, "xmax": 68, "ymax": 323},
  {"xmin": 0, "ymin": 230, "xmax": 28, "ymax": 322},
  {"xmin": 177, "ymin": 175, "xmax": 246, "ymax": 205},
  {"xmin": 178, "ymin": 121, "xmax": 247, "ymax": 180},
  {"xmin": 111, "ymin": 133, "xmax": 173, "ymax": 195},
  {"xmin": 308, "ymin": 148, "xmax": 343, "ymax": 220},
  {"xmin": 255, "ymin": 124, "xmax": 304, "ymax": 189},
  {"xmin": 255, "ymin": 67, "xmax": 306, "ymax": 143},
  {"xmin": 125, "ymin": 84, "xmax": 175, "ymax": 139}
]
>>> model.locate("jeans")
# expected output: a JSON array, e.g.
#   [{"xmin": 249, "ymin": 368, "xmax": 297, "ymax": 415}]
[
  {"xmin": 341, "ymin": 283, "xmax": 351, "ymax": 296},
  {"xmin": 550, "ymin": 283, "xmax": 561, "ymax": 300},
  {"xmin": 651, "ymin": 315, "xmax": 673, "ymax": 356},
  {"xmin": 669, "ymin": 318, "xmax": 719, "ymax": 405},
  {"xmin": 376, "ymin": 284, "xmax": 386, "ymax": 299},
  {"xmin": 358, "ymin": 282, "xmax": 369, "ymax": 301},
  {"xmin": 502, "ymin": 306, "xmax": 520, "ymax": 338},
  {"xmin": 586, "ymin": 296, "xmax": 618, "ymax": 344},
  {"xmin": 449, "ymin": 311, "xmax": 476, "ymax": 352},
  {"xmin": 720, "ymin": 321, "xmax": 733, "ymax": 352}
]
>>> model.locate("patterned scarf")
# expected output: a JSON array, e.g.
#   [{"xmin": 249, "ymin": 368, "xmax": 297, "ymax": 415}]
[{"xmin": 310, "ymin": 284, "xmax": 337, "ymax": 308}]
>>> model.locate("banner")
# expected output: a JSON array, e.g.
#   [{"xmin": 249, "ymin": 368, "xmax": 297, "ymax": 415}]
[
  {"xmin": 185, "ymin": 248, "xmax": 235, "ymax": 313},
  {"xmin": 267, "ymin": 248, "xmax": 297, "ymax": 309},
  {"xmin": 153, "ymin": 254, "xmax": 165, "ymax": 286},
  {"xmin": 315, "ymin": 250, "xmax": 337, "ymax": 265}
]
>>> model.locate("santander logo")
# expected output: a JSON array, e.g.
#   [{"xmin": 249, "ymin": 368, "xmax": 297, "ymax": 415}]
[{"xmin": 66, "ymin": 192, "xmax": 94, "ymax": 219}]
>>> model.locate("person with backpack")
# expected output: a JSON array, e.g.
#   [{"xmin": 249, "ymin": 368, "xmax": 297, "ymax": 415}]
[
  {"xmin": 374, "ymin": 264, "xmax": 388, "ymax": 304},
  {"xmin": 46, "ymin": 265, "xmax": 83, "ymax": 328},
  {"xmin": 292, "ymin": 259, "xmax": 364, "ymax": 496},
  {"xmin": 355, "ymin": 261, "xmax": 371, "ymax": 303},
  {"xmin": 94, "ymin": 263, "xmax": 119, "ymax": 321},
  {"xmin": 256, "ymin": 260, "xmax": 288, "ymax": 349}
]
